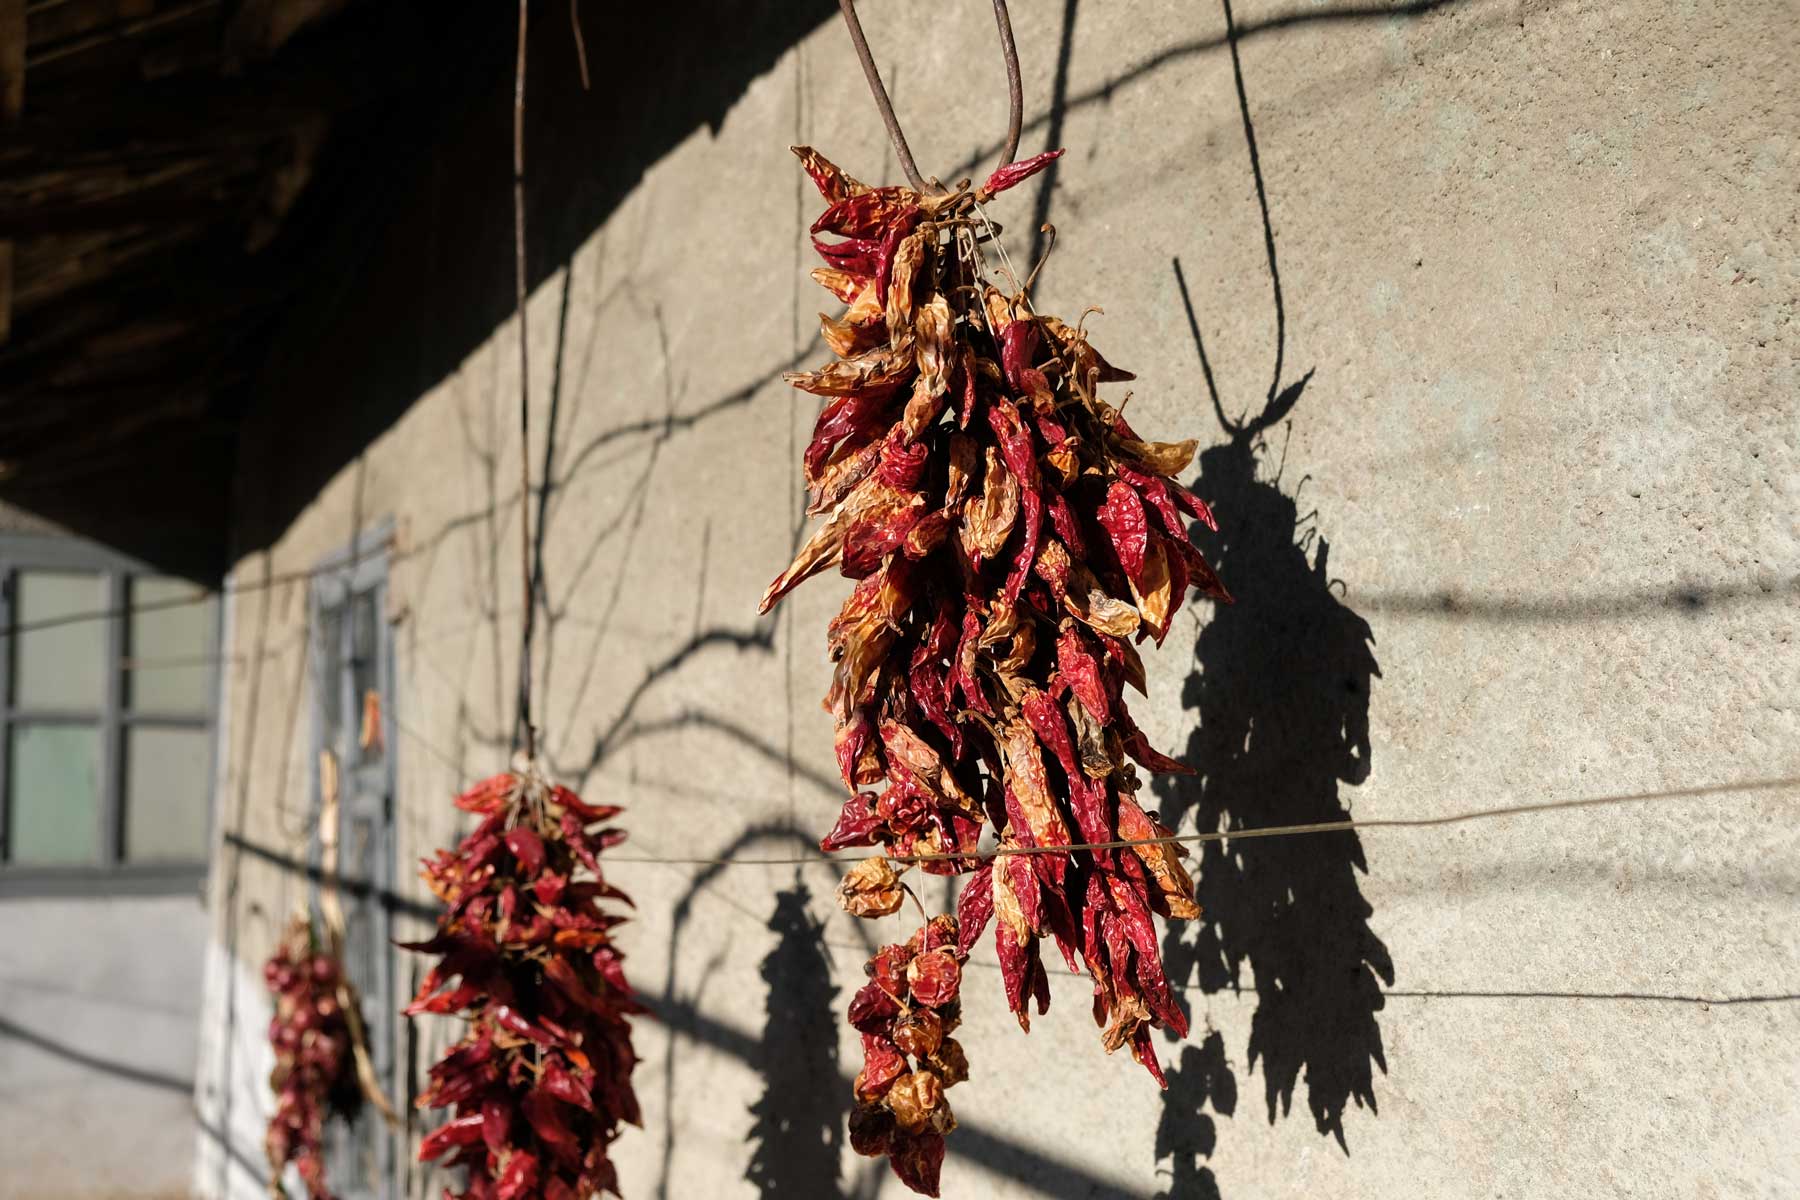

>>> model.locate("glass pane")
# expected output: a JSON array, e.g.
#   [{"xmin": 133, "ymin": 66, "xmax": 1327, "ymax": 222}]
[
  {"xmin": 128, "ymin": 577, "xmax": 216, "ymax": 714},
  {"xmin": 8, "ymin": 723, "xmax": 101, "ymax": 865},
  {"xmin": 123, "ymin": 726, "xmax": 210, "ymax": 862},
  {"xmin": 13, "ymin": 571, "xmax": 106, "ymax": 711},
  {"xmin": 350, "ymin": 591, "xmax": 382, "ymax": 764},
  {"xmin": 329, "ymin": 813, "xmax": 383, "ymax": 1195},
  {"xmin": 344, "ymin": 814, "xmax": 375, "ymax": 987},
  {"xmin": 318, "ymin": 604, "xmax": 345, "ymax": 750}
]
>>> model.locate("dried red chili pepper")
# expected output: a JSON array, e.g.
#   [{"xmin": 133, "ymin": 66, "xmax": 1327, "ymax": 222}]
[
  {"xmin": 976, "ymin": 147, "xmax": 1066, "ymax": 201},
  {"xmin": 848, "ymin": 917, "xmax": 968, "ymax": 1197},
  {"xmin": 764, "ymin": 145, "xmax": 1230, "ymax": 1193},
  {"xmin": 406, "ymin": 769, "xmax": 641, "ymax": 1199},
  {"xmin": 262, "ymin": 916, "xmax": 360, "ymax": 1200}
]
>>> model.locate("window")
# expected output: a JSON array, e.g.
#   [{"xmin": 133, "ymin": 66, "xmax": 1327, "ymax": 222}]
[
  {"xmin": 310, "ymin": 532, "xmax": 398, "ymax": 1200},
  {"xmin": 0, "ymin": 534, "xmax": 218, "ymax": 888}
]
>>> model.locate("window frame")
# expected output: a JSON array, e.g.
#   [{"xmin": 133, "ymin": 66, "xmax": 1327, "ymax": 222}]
[
  {"xmin": 306, "ymin": 524, "xmax": 401, "ymax": 1200},
  {"xmin": 0, "ymin": 531, "xmax": 220, "ymax": 896}
]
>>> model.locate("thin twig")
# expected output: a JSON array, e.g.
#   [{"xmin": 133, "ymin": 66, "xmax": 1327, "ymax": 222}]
[{"xmin": 513, "ymin": 0, "xmax": 537, "ymax": 761}]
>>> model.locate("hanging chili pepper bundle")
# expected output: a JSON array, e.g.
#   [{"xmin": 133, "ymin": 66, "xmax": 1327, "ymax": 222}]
[
  {"xmin": 405, "ymin": 769, "xmax": 641, "ymax": 1200},
  {"xmin": 263, "ymin": 916, "xmax": 359, "ymax": 1200},
  {"xmin": 763, "ymin": 145, "xmax": 1227, "ymax": 1189},
  {"xmin": 845, "ymin": 914, "xmax": 969, "ymax": 1197}
]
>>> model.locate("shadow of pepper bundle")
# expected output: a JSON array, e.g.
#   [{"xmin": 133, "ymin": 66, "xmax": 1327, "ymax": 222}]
[
  {"xmin": 405, "ymin": 770, "xmax": 641, "ymax": 1200},
  {"xmin": 762, "ymin": 146, "xmax": 1230, "ymax": 1189},
  {"xmin": 846, "ymin": 914, "xmax": 969, "ymax": 1197},
  {"xmin": 263, "ymin": 917, "xmax": 359, "ymax": 1200}
]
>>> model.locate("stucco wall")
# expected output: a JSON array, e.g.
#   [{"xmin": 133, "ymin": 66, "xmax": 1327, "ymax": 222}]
[{"xmin": 196, "ymin": 1, "xmax": 1797, "ymax": 1197}]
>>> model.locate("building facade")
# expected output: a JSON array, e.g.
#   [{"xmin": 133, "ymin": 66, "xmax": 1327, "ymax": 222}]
[
  {"xmin": 0, "ymin": 506, "xmax": 217, "ymax": 1198},
  {"xmin": 5, "ymin": 1, "xmax": 1797, "ymax": 1198},
  {"xmin": 191, "ymin": 3, "xmax": 1799, "ymax": 1197}
]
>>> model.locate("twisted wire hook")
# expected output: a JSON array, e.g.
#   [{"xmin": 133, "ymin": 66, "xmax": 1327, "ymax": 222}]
[{"xmin": 837, "ymin": 0, "xmax": 1024, "ymax": 192}]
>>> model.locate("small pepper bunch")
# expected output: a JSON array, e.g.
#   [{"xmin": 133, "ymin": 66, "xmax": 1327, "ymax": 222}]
[
  {"xmin": 764, "ymin": 146, "xmax": 1226, "ymax": 1192},
  {"xmin": 263, "ymin": 916, "xmax": 358, "ymax": 1200},
  {"xmin": 405, "ymin": 768, "xmax": 641, "ymax": 1200},
  {"xmin": 845, "ymin": 914, "xmax": 969, "ymax": 1197}
]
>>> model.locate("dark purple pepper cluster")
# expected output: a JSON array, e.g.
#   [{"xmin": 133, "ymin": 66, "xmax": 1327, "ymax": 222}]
[
  {"xmin": 263, "ymin": 918, "xmax": 358, "ymax": 1200},
  {"xmin": 846, "ymin": 916, "xmax": 969, "ymax": 1197}
]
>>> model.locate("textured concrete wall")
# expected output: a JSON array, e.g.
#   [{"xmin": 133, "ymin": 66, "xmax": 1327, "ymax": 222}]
[
  {"xmin": 196, "ymin": 1, "xmax": 1797, "ymax": 1197},
  {"xmin": 0, "ymin": 894, "xmax": 206, "ymax": 1200}
]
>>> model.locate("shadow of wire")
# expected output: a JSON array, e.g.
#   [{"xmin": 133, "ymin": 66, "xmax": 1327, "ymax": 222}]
[{"xmin": 0, "ymin": 1014, "xmax": 193, "ymax": 1095}]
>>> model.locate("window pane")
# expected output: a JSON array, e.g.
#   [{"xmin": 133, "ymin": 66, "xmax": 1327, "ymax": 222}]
[
  {"xmin": 8, "ymin": 723, "xmax": 101, "ymax": 865},
  {"xmin": 128, "ymin": 577, "xmax": 216, "ymax": 714},
  {"xmin": 318, "ymin": 604, "xmax": 345, "ymax": 751},
  {"xmin": 123, "ymin": 726, "xmax": 210, "ymax": 863},
  {"xmin": 13, "ymin": 571, "xmax": 106, "ymax": 711},
  {"xmin": 335, "ymin": 812, "xmax": 386, "ymax": 1192},
  {"xmin": 350, "ymin": 590, "xmax": 382, "ymax": 765}
]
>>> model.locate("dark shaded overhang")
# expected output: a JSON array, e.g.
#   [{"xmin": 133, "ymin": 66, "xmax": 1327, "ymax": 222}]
[{"xmin": 0, "ymin": 0, "xmax": 834, "ymax": 581}]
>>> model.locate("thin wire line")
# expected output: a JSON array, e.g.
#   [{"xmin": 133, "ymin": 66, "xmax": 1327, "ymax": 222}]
[
  {"xmin": 836, "ymin": 0, "xmax": 1023, "ymax": 191},
  {"xmin": 598, "ymin": 776, "xmax": 1800, "ymax": 867},
  {"xmin": 668, "ymin": 864, "xmax": 1800, "ymax": 1007},
  {"xmin": 392, "ymin": 716, "xmax": 468, "ymax": 783},
  {"xmin": 513, "ymin": 0, "xmax": 537, "ymax": 763},
  {"xmin": 122, "ymin": 652, "xmax": 247, "ymax": 668},
  {"xmin": 2, "ymin": 537, "xmax": 396, "ymax": 640}
]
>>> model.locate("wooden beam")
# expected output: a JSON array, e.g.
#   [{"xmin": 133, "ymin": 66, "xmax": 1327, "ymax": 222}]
[
  {"xmin": 0, "ymin": 241, "xmax": 12, "ymax": 344},
  {"xmin": 0, "ymin": 171, "xmax": 252, "ymax": 236},
  {"xmin": 0, "ymin": 0, "xmax": 23, "ymax": 345},
  {"xmin": 0, "ymin": 0, "xmax": 22, "ymax": 121}
]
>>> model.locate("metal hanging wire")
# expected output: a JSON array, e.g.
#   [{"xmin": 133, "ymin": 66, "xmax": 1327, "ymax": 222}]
[
  {"xmin": 837, "ymin": 0, "xmax": 1024, "ymax": 190},
  {"xmin": 591, "ymin": 776, "xmax": 1800, "ymax": 866},
  {"xmin": 512, "ymin": 0, "xmax": 538, "ymax": 762}
]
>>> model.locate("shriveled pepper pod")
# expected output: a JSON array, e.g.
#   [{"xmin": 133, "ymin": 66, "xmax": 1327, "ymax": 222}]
[
  {"xmin": 847, "ymin": 916, "xmax": 969, "ymax": 1197},
  {"xmin": 263, "ymin": 916, "xmax": 360, "ymax": 1200},
  {"xmin": 764, "ymin": 145, "xmax": 1225, "ymax": 1194},
  {"xmin": 405, "ymin": 767, "xmax": 641, "ymax": 1200}
]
